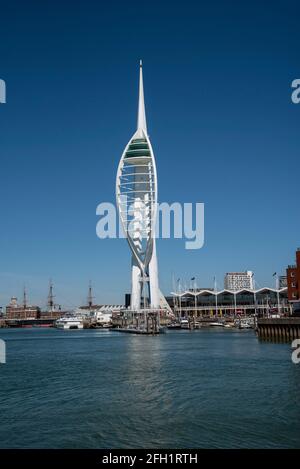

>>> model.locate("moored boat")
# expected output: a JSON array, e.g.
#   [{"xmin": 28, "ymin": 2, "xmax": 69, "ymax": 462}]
[
  {"xmin": 167, "ymin": 322, "xmax": 182, "ymax": 330},
  {"xmin": 55, "ymin": 317, "xmax": 84, "ymax": 330},
  {"xmin": 180, "ymin": 319, "xmax": 189, "ymax": 329}
]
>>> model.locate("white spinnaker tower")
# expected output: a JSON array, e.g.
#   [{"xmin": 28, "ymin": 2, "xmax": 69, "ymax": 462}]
[{"xmin": 116, "ymin": 61, "xmax": 160, "ymax": 310}]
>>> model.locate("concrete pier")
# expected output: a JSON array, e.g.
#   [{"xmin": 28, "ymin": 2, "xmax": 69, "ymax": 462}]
[{"xmin": 257, "ymin": 318, "xmax": 300, "ymax": 342}]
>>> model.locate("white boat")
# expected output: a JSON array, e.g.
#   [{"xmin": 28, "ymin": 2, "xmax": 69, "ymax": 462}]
[
  {"xmin": 167, "ymin": 322, "xmax": 181, "ymax": 330},
  {"xmin": 193, "ymin": 321, "xmax": 202, "ymax": 329},
  {"xmin": 236, "ymin": 318, "xmax": 254, "ymax": 329},
  {"xmin": 180, "ymin": 319, "xmax": 189, "ymax": 329},
  {"xmin": 209, "ymin": 322, "xmax": 225, "ymax": 327},
  {"xmin": 239, "ymin": 321, "xmax": 252, "ymax": 329},
  {"xmin": 55, "ymin": 317, "xmax": 84, "ymax": 330}
]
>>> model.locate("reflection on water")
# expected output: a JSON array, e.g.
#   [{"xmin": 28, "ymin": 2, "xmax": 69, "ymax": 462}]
[{"xmin": 0, "ymin": 328, "xmax": 299, "ymax": 448}]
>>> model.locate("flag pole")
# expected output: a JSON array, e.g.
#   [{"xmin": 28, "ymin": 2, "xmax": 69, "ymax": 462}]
[
  {"xmin": 276, "ymin": 274, "xmax": 281, "ymax": 315},
  {"xmin": 214, "ymin": 276, "xmax": 218, "ymax": 317}
]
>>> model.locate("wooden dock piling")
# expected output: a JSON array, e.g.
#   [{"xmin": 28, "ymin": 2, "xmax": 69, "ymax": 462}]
[{"xmin": 257, "ymin": 318, "xmax": 300, "ymax": 342}]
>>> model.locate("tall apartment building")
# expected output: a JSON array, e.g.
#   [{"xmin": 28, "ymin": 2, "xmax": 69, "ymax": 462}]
[
  {"xmin": 287, "ymin": 248, "xmax": 300, "ymax": 301},
  {"xmin": 224, "ymin": 271, "xmax": 254, "ymax": 291}
]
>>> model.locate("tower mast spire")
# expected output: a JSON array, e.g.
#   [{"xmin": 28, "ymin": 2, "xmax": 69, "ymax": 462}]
[
  {"xmin": 116, "ymin": 61, "xmax": 160, "ymax": 312},
  {"xmin": 137, "ymin": 60, "xmax": 147, "ymax": 134}
]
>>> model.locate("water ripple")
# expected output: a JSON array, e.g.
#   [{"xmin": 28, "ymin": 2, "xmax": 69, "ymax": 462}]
[{"xmin": 0, "ymin": 328, "xmax": 299, "ymax": 448}]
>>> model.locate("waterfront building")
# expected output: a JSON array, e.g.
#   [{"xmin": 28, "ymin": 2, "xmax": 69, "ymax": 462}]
[
  {"xmin": 287, "ymin": 248, "xmax": 300, "ymax": 301},
  {"xmin": 172, "ymin": 287, "xmax": 289, "ymax": 318},
  {"xmin": 93, "ymin": 305, "xmax": 124, "ymax": 326},
  {"xmin": 224, "ymin": 271, "xmax": 254, "ymax": 291},
  {"xmin": 39, "ymin": 310, "xmax": 62, "ymax": 320},
  {"xmin": 5, "ymin": 296, "xmax": 40, "ymax": 320},
  {"xmin": 116, "ymin": 62, "xmax": 162, "ymax": 310}
]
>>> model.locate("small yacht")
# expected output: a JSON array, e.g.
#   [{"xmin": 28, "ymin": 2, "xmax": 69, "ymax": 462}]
[
  {"xmin": 238, "ymin": 320, "xmax": 252, "ymax": 329},
  {"xmin": 55, "ymin": 317, "xmax": 84, "ymax": 330},
  {"xmin": 180, "ymin": 319, "xmax": 189, "ymax": 329},
  {"xmin": 167, "ymin": 322, "xmax": 182, "ymax": 330},
  {"xmin": 209, "ymin": 322, "xmax": 225, "ymax": 327}
]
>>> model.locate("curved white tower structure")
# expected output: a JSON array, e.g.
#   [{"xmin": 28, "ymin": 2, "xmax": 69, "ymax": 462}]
[{"xmin": 116, "ymin": 61, "xmax": 160, "ymax": 310}]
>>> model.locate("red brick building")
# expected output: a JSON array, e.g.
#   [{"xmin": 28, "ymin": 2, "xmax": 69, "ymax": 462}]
[
  {"xmin": 287, "ymin": 248, "xmax": 300, "ymax": 301},
  {"xmin": 5, "ymin": 297, "xmax": 40, "ymax": 320}
]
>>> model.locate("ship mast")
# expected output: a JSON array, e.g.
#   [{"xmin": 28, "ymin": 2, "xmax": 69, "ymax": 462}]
[
  {"xmin": 87, "ymin": 280, "xmax": 94, "ymax": 311},
  {"xmin": 23, "ymin": 285, "xmax": 27, "ymax": 309},
  {"xmin": 47, "ymin": 279, "xmax": 55, "ymax": 315}
]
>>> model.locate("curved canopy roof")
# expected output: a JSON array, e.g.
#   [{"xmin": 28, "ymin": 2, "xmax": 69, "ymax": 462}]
[{"xmin": 171, "ymin": 287, "xmax": 288, "ymax": 297}]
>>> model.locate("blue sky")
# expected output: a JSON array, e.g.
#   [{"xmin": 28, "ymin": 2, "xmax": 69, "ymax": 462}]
[{"xmin": 0, "ymin": 0, "xmax": 299, "ymax": 308}]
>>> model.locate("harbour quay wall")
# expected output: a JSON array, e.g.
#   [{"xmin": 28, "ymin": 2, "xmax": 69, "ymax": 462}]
[{"xmin": 257, "ymin": 318, "xmax": 300, "ymax": 342}]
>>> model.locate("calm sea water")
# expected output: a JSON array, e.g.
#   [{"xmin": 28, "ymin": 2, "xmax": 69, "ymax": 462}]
[{"xmin": 0, "ymin": 327, "xmax": 299, "ymax": 448}]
